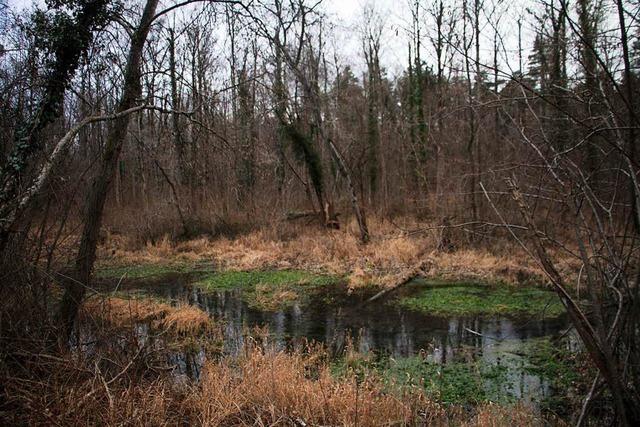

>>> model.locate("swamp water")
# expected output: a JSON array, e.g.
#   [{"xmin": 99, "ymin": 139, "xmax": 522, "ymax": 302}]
[{"xmin": 112, "ymin": 274, "xmax": 577, "ymax": 407}]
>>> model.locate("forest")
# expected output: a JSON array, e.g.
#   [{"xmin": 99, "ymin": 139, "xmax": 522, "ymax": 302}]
[{"xmin": 0, "ymin": 0, "xmax": 639, "ymax": 425}]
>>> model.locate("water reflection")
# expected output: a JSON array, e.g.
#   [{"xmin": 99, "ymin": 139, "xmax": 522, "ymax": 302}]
[
  {"xmin": 147, "ymin": 281, "xmax": 567, "ymax": 358},
  {"xmin": 140, "ymin": 279, "xmax": 572, "ymax": 403}
]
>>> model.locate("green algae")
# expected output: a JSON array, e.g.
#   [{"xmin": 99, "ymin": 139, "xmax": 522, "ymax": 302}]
[{"xmin": 398, "ymin": 284, "xmax": 564, "ymax": 317}]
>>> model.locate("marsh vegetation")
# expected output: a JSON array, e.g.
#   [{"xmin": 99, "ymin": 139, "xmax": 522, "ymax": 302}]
[
  {"xmin": 89, "ymin": 263, "xmax": 579, "ymax": 419},
  {"xmin": 2, "ymin": 0, "xmax": 640, "ymax": 425}
]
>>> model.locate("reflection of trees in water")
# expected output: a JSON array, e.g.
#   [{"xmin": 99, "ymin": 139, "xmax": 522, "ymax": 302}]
[
  {"xmin": 132, "ymin": 283, "xmax": 572, "ymax": 403},
  {"xmin": 150, "ymin": 283, "xmax": 567, "ymax": 363}
]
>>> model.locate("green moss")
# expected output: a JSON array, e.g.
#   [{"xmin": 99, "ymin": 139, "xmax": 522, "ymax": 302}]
[
  {"xmin": 398, "ymin": 284, "xmax": 564, "ymax": 317},
  {"xmin": 330, "ymin": 338, "xmax": 587, "ymax": 407},
  {"xmin": 388, "ymin": 357, "xmax": 512, "ymax": 404},
  {"xmin": 522, "ymin": 337, "xmax": 590, "ymax": 414},
  {"xmin": 95, "ymin": 263, "xmax": 192, "ymax": 279},
  {"xmin": 524, "ymin": 338, "xmax": 579, "ymax": 384},
  {"xmin": 195, "ymin": 270, "xmax": 343, "ymax": 311},
  {"xmin": 194, "ymin": 270, "xmax": 341, "ymax": 290}
]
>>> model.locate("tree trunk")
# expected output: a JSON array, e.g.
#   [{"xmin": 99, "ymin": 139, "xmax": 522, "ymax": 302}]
[
  {"xmin": 0, "ymin": 0, "xmax": 111, "ymax": 249},
  {"xmin": 327, "ymin": 139, "xmax": 369, "ymax": 243},
  {"xmin": 168, "ymin": 27, "xmax": 188, "ymax": 184},
  {"xmin": 463, "ymin": 0, "xmax": 479, "ymax": 227},
  {"xmin": 509, "ymin": 179, "xmax": 640, "ymax": 425},
  {"xmin": 57, "ymin": 0, "xmax": 160, "ymax": 343}
]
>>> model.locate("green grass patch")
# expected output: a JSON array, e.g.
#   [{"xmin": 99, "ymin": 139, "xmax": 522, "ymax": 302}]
[
  {"xmin": 330, "ymin": 337, "xmax": 587, "ymax": 407},
  {"xmin": 194, "ymin": 270, "xmax": 341, "ymax": 290},
  {"xmin": 95, "ymin": 263, "xmax": 193, "ymax": 280},
  {"xmin": 387, "ymin": 357, "xmax": 513, "ymax": 404},
  {"xmin": 521, "ymin": 337, "xmax": 591, "ymax": 415},
  {"xmin": 194, "ymin": 270, "xmax": 343, "ymax": 311},
  {"xmin": 398, "ymin": 284, "xmax": 564, "ymax": 317},
  {"xmin": 524, "ymin": 338, "xmax": 581, "ymax": 385},
  {"xmin": 331, "ymin": 355, "xmax": 514, "ymax": 405}
]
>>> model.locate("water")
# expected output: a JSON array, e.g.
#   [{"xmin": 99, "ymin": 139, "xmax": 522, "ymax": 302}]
[
  {"xmin": 127, "ymin": 276, "xmax": 573, "ymax": 405},
  {"xmin": 142, "ymin": 280, "xmax": 566, "ymax": 354}
]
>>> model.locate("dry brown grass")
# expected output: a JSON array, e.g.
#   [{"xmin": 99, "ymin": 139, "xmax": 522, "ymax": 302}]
[
  {"xmin": 161, "ymin": 304, "xmax": 212, "ymax": 335},
  {"xmin": 4, "ymin": 372, "xmax": 185, "ymax": 426},
  {"xmin": 250, "ymin": 284, "xmax": 299, "ymax": 311},
  {"xmin": 3, "ymin": 340, "xmax": 555, "ymax": 426},
  {"xmin": 431, "ymin": 249, "xmax": 543, "ymax": 285},
  {"xmin": 196, "ymin": 346, "xmax": 547, "ymax": 427},
  {"xmin": 99, "ymin": 217, "xmax": 556, "ymax": 288},
  {"xmin": 82, "ymin": 296, "xmax": 214, "ymax": 335},
  {"xmin": 1, "ymin": 273, "xmax": 561, "ymax": 426},
  {"xmin": 191, "ymin": 346, "xmax": 431, "ymax": 426},
  {"xmin": 198, "ymin": 346, "xmax": 552, "ymax": 425}
]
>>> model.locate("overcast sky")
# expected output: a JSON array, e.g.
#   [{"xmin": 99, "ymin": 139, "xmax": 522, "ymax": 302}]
[{"xmin": 3, "ymin": 0, "xmax": 549, "ymax": 80}]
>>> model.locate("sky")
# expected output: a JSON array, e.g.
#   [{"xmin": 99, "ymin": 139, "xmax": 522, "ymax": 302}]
[
  {"xmin": 2, "ymin": 0, "xmax": 550, "ymax": 81},
  {"xmin": 322, "ymin": 0, "xmax": 535, "ymax": 79}
]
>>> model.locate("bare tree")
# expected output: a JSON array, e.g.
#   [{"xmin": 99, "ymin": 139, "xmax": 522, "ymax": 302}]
[
  {"xmin": 0, "ymin": 0, "xmax": 112, "ymax": 248},
  {"xmin": 58, "ymin": 0, "xmax": 161, "ymax": 341}
]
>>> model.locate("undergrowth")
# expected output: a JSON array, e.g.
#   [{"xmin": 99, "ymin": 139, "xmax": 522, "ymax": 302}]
[
  {"xmin": 95, "ymin": 262, "xmax": 195, "ymax": 280},
  {"xmin": 522, "ymin": 337, "xmax": 594, "ymax": 416},
  {"xmin": 0, "ymin": 278, "xmax": 569, "ymax": 426},
  {"xmin": 332, "ymin": 354, "xmax": 515, "ymax": 405},
  {"xmin": 1, "ymin": 331, "xmax": 557, "ymax": 426},
  {"xmin": 81, "ymin": 295, "xmax": 218, "ymax": 336},
  {"xmin": 97, "ymin": 218, "xmax": 565, "ymax": 288}
]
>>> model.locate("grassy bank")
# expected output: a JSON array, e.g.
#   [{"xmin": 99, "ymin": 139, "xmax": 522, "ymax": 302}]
[
  {"xmin": 95, "ymin": 219, "xmax": 582, "ymax": 292},
  {"xmin": 94, "ymin": 263, "xmax": 564, "ymax": 316}
]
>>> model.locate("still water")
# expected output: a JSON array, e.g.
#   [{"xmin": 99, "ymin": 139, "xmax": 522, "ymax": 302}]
[{"xmin": 135, "ymin": 277, "xmax": 572, "ymax": 405}]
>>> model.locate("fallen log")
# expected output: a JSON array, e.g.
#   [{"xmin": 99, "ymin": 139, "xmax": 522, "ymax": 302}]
[
  {"xmin": 367, "ymin": 256, "xmax": 433, "ymax": 303},
  {"xmin": 285, "ymin": 210, "xmax": 319, "ymax": 221},
  {"xmin": 285, "ymin": 205, "xmax": 341, "ymax": 229}
]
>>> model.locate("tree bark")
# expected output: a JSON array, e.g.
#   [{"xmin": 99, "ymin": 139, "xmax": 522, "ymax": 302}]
[
  {"xmin": 327, "ymin": 139, "xmax": 369, "ymax": 243},
  {"xmin": 57, "ymin": 0, "xmax": 161, "ymax": 343}
]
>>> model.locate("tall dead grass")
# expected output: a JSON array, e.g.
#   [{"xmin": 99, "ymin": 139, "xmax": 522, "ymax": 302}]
[
  {"xmin": 99, "ymin": 217, "xmax": 552, "ymax": 287},
  {"xmin": 192, "ymin": 345, "xmax": 433, "ymax": 426},
  {"xmin": 2, "ymin": 339, "xmax": 554, "ymax": 426},
  {"xmin": 189, "ymin": 345, "xmax": 553, "ymax": 426},
  {"xmin": 81, "ymin": 295, "xmax": 215, "ymax": 335}
]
